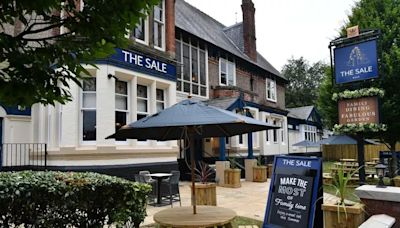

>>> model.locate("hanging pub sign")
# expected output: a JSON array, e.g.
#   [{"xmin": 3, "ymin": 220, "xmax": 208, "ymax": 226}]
[
  {"xmin": 338, "ymin": 96, "xmax": 379, "ymax": 125},
  {"xmin": 264, "ymin": 156, "xmax": 322, "ymax": 228},
  {"xmin": 334, "ymin": 39, "xmax": 378, "ymax": 84}
]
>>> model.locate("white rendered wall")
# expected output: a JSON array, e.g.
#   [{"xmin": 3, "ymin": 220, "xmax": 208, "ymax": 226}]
[
  {"xmin": 259, "ymin": 111, "xmax": 288, "ymax": 156},
  {"xmin": 41, "ymin": 64, "xmax": 178, "ymax": 167}
]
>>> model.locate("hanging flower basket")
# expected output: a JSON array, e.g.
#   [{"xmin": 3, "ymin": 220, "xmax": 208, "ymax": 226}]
[
  {"xmin": 333, "ymin": 123, "xmax": 387, "ymax": 134},
  {"xmin": 332, "ymin": 87, "xmax": 385, "ymax": 101}
]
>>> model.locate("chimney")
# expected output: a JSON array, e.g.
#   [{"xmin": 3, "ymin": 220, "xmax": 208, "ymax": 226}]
[{"xmin": 241, "ymin": 0, "xmax": 257, "ymax": 61}]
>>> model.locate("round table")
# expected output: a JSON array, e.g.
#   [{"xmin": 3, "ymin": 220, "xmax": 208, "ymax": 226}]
[
  {"xmin": 149, "ymin": 173, "xmax": 172, "ymax": 205},
  {"xmin": 154, "ymin": 206, "xmax": 236, "ymax": 228}
]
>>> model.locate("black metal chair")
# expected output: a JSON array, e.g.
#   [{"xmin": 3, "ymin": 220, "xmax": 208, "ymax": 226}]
[{"xmin": 161, "ymin": 170, "xmax": 181, "ymax": 207}]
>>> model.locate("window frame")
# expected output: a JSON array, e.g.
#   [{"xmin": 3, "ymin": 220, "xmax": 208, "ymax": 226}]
[
  {"xmin": 136, "ymin": 84, "xmax": 150, "ymax": 144},
  {"xmin": 153, "ymin": 0, "xmax": 165, "ymax": 51},
  {"xmin": 132, "ymin": 16, "xmax": 149, "ymax": 45},
  {"xmin": 175, "ymin": 34, "xmax": 208, "ymax": 98},
  {"xmin": 80, "ymin": 77, "xmax": 97, "ymax": 145},
  {"xmin": 266, "ymin": 78, "xmax": 277, "ymax": 102},
  {"xmin": 115, "ymin": 79, "xmax": 130, "ymax": 144},
  {"xmin": 219, "ymin": 57, "xmax": 236, "ymax": 86}
]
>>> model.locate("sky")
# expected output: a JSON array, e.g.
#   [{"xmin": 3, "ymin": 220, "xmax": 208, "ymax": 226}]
[{"xmin": 185, "ymin": 0, "xmax": 359, "ymax": 71}]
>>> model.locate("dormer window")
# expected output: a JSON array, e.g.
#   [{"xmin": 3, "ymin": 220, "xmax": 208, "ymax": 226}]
[{"xmin": 219, "ymin": 57, "xmax": 235, "ymax": 86}]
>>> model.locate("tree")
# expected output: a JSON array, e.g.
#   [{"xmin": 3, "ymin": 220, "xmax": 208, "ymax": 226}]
[
  {"xmin": 0, "ymin": 0, "xmax": 158, "ymax": 106},
  {"xmin": 316, "ymin": 68, "xmax": 339, "ymax": 129},
  {"xmin": 281, "ymin": 57, "xmax": 328, "ymax": 108}
]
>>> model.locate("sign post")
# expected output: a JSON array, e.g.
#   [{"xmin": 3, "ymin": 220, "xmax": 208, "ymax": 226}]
[
  {"xmin": 264, "ymin": 155, "xmax": 322, "ymax": 228},
  {"xmin": 330, "ymin": 28, "xmax": 381, "ymax": 186}
]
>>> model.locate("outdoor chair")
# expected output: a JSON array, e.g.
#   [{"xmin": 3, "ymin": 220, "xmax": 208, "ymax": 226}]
[
  {"xmin": 139, "ymin": 170, "xmax": 156, "ymax": 184},
  {"xmin": 161, "ymin": 170, "xmax": 181, "ymax": 207},
  {"xmin": 135, "ymin": 173, "xmax": 157, "ymax": 204}
]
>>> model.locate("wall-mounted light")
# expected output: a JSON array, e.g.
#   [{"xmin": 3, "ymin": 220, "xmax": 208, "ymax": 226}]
[{"xmin": 107, "ymin": 74, "xmax": 117, "ymax": 80}]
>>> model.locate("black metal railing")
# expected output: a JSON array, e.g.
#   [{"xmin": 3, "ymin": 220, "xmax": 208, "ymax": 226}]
[{"xmin": 0, "ymin": 143, "xmax": 47, "ymax": 171}]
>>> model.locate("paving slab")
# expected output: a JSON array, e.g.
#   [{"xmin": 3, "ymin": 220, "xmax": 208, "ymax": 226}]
[{"xmin": 142, "ymin": 180, "xmax": 270, "ymax": 226}]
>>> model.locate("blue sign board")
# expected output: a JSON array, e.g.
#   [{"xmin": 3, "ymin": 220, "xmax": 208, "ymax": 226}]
[
  {"xmin": 334, "ymin": 39, "xmax": 378, "ymax": 84},
  {"xmin": 264, "ymin": 155, "xmax": 322, "ymax": 228},
  {"xmin": 101, "ymin": 48, "xmax": 176, "ymax": 81}
]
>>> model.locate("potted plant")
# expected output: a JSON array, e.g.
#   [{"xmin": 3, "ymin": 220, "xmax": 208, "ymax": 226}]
[
  {"xmin": 322, "ymin": 166, "xmax": 365, "ymax": 228},
  {"xmin": 192, "ymin": 162, "xmax": 217, "ymax": 206},
  {"xmin": 253, "ymin": 156, "xmax": 268, "ymax": 182},
  {"xmin": 224, "ymin": 157, "xmax": 241, "ymax": 188}
]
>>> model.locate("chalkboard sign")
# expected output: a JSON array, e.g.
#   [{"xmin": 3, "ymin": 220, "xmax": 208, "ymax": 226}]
[{"xmin": 264, "ymin": 156, "xmax": 322, "ymax": 228}]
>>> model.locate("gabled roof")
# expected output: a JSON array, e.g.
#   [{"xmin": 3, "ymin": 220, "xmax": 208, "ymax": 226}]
[
  {"xmin": 175, "ymin": 0, "xmax": 284, "ymax": 80},
  {"xmin": 287, "ymin": 106, "xmax": 314, "ymax": 120}
]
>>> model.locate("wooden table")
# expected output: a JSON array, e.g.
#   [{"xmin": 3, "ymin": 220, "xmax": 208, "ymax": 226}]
[
  {"xmin": 149, "ymin": 173, "xmax": 172, "ymax": 206},
  {"xmin": 154, "ymin": 206, "xmax": 236, "ymax": 228},
  {"xmin": 340, "ymin": 158, "xmax": 357, "ymax": 162}
]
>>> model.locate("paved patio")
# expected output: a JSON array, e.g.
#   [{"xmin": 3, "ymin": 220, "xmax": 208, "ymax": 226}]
[{"xmin": 141, "ymin": 180, "xmax": 270, "ymax": 226}]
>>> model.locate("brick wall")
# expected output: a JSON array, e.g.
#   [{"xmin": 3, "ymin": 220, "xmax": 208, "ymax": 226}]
[
  {"xmin": 361, "ymin": 198, "xmax": 400, "ymax": 226},
  {"xmin": 207, "ymin": 56, "xmax": 286, "ymax": 110}
]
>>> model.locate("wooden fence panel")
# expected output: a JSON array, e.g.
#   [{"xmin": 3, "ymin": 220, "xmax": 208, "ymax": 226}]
[{"xmin": 322, "ymin": 143, "xmax": 400, "ymax": 161}]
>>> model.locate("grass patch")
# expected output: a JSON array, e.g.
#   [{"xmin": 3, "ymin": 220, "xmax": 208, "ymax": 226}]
[
  {"xmin": 231, "ymin": 216, "xmax": 263, "ymax": 227},
  {"xmin": 141, "ymin": 216, "xmax": 263, "ymax": 228}
]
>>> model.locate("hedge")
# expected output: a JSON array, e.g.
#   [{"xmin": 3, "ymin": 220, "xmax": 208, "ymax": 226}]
[{"xmin": 0, "ymin": 171, "xmax": 152, "ymax": 228}]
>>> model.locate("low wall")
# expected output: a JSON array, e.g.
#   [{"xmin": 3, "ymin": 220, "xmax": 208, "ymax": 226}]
[{"xmin": 355, "ymin": 185, "xmax": 400, "ymax": 227}]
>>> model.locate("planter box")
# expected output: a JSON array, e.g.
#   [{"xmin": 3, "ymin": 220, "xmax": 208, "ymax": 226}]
[
  {"xmin": 253, "ymin": 166, "xmax": 267, "ymax": 182},
  {"xmin": 322, "ymin": 203, "xmax": 365, "ymax": 228},
  {"xmin": 224, "ymin": 169, "xmax": 241, "ymax": 188},
  {"xmin": 394, "ymin": 176, "xmax": 400, "ymax": 187},
  {"xmin": 191, "ymin": 183, "xmax": 217, "ymax": 206}
]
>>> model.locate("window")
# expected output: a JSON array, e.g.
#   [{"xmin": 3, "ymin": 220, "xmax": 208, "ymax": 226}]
[
  {"xmin": 115, "ymin": 80, "xmax": 128, "ymax": 141},
  {"xmin": 304, "ymin": 125, "xmax": 317, "ymax": 142},
  {"xmin": 265, "ymin": 118, "xmax": 270, "ymax": 142},
  {"xmin": 132, "ymin": 18, "xmax": 146, "ymax": 42},
  {"xmin": 131, "ymin": 0, "xmax": 165, "ymax": 48},
  {"xmin": 176, "ymin": 37, "xmax": 207, "ymax": 97},
  {"xmin": 153, "ymin": 1, "xmax": 165, "ymax": 49},
  {"xmin": 81, "ymin": 78, "xmax": 96, "ymax": 142},
  {"xmin": 219, "ymin": 58, "xmax": 235, "ymax": 86},
  {"xmin": 273, "ymin": 120, "xmax": 278, "ymax": 143},
  {"xmin": 266, "ymin": 78, "xmax": 277, "ymax": 102},
  {"xmin": 156, "ymin": 88, "xmax": 165, "ymax": 112},
  {"xmin": 280, "ymin": 120, "xmax": 285, "ymax": 143},
  {"xmin": 137, "ymin": 85, "xmax": 148, "ymax": 141}
]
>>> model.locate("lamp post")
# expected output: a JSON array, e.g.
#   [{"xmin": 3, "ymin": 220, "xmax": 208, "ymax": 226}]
[{"xmin": 375, "ymin": 163, "xmax": 387, "ymax": 188}]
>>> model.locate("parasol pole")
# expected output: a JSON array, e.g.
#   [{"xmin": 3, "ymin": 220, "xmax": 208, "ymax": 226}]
[{"xmin": 188, "ymin": 127, "xmax": 197, "ymax": 214}]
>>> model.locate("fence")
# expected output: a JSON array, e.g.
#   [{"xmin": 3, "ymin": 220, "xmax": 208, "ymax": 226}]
[
  {"xmin": 322, "ymin": 143, "xmax": 400, "ymax": 161},
  {"xmin": 0, "ymin": 143, "xmax": 47, "ymax": 170}
]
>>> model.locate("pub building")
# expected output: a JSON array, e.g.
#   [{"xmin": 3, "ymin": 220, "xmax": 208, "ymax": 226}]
[{"xmin": 0, "ymin": 0, "xmax": 290, "ymax": 177}]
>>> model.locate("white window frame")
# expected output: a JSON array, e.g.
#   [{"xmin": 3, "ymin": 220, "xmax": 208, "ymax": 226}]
[
  {"xmin": 153, "ymin": 0, "xmax": 165, "ymax": 51},
  {"xmin": 176, "ymin": 35, "xmax": 208, "ymax": 98},
  {"xmin": 136, "ymin": 84, "xmax": 149, "ymax": 145},
  {"xmin": 272, "ymin": 119, "xmax": 278, "ymax": 144},
  {"xmin": 80, "ymin": 77, "xmax": 96, "ymax": 145},
  {"xmin": 219, "ymin": 57, "xmax": 236, "ymax": 86},
  {"xmin": 115, "ymin": 80, "xmax": 130, "ymax": 145},
  {"xmin": 265, "ymin": 118, "xmax": 271, "ymax": 144},
  {"xmin": 133, "ymin": 16, "xmax": 149, "ymax": 45},
  {"xmin": 266, "ymin": 78, "xmax": 277, "ymax": 102},
  {"xmin": 156, "ymin": 88, "xmax": 166, "ymax": 112},
  {"xmin": 303, "ymin": 125, "xmax": 317, "ymax": 142}
]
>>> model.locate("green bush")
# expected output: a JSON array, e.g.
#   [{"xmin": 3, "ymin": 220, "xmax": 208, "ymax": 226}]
[{"xmin": 0, "ymin": 171, "xmax": 152, "ymax": 228}]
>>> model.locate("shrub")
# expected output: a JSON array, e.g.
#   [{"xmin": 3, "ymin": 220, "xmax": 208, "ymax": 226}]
[{"xmin": 0, "ymin": 171, "xmax": 152, "ymax": 228}]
